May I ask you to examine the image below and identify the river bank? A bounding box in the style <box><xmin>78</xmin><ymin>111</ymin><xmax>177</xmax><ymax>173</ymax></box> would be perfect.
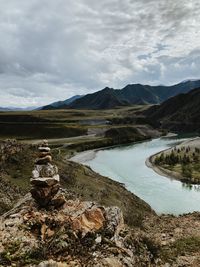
<box><xmin>72</xmin><ymin>136</ymin><xmax>199</xmax><ymax>182</ymax></box>
<box><xmin>70</xmin><ymin>139</ymin><xmax>150</xmax><ymax>164</ymax></box>
<box><xmin>70</xmin><ymin>149</ymin><xmax>97</xmax><ymax>163</ymax></box>
<box><xmin>70</xmin><ymin>129</ymin><xmax>170</xmax><ymax>163</ymax></box>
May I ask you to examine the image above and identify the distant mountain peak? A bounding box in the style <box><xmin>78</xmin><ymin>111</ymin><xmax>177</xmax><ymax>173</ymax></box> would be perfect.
<box><xmin>180</xmin><ymin>79</ymin><xmax>200</xmax><ymax>83</ymax></box>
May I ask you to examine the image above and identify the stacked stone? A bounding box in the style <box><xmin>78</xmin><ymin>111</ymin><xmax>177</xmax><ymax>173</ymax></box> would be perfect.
<box><xmin>30</xmin><ymin>140</ymin><xmax>66</xmax><ymax>208</ymax></box>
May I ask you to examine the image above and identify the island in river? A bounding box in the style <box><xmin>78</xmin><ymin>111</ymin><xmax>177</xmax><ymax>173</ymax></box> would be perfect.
<box><xmin>148</xmin><ymin>137</ymin><xmax>200</xmax><ymax>184</ymax></box>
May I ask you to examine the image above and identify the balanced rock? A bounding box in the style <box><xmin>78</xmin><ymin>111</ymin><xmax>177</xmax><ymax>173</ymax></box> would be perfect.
<box><xmin>30</xmin><ymin>176</ymin><xmax>60</xmax><ymax>187</ymax></box>
<box><xmin>30</xmin><ymin>140</ymin><xmax>66</xmax><ymax>208</ymax></box>
<box><xmin>30</xmin><ymin>183</ymin><xmax>60</xmax><ymax>207</ymax></box>
<box><xmin>38</xmin><ymin>146</ymin><xmax>51</xmax><ymax>152</ymax></box>
<box><xmin>32</xmin><ymin>163</ymin><xmax>58</xmax><ymax>178</ymax></box>
<box><xmin>35</xmin><ymin>155</ymin><xmax>52</xmax><ymax>165</ymax></box>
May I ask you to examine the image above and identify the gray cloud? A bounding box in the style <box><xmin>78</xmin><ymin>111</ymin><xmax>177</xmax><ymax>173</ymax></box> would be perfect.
<box><xmin>0</xmin><ymin>0</ymin><xmax>199</xmax><ymax>107</ymax></box>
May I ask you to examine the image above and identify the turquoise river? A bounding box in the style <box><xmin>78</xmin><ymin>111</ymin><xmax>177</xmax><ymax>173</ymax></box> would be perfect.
<box><xmin>72</xmin><ymin>137</ymin><xmax>200</xmax><ymax>215</ymax></box>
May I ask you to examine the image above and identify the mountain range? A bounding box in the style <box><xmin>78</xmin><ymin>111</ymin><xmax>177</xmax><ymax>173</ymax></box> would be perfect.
<box><xmin>41</xmin><ymin>95</ymin><xmax>83</xmax><ymax>110</ymax></box>
<box><xmin>41</xmin><ymin>79</ymin><xmax>200</xmax><ymax>110</ymax></box>
<box><xmin>0</xmin><ymin>107</ymin><xmax>10</xmax><ymax>111</ymax></box>
<box><xmin>145</xmin><ymin>87</ymin><xmax>200</xmax><ymax>133</ymax></box>
<box><xmin>0</xmin><ymin>106</ymin><xmax>37</xmax><ymax>112</ymax></box>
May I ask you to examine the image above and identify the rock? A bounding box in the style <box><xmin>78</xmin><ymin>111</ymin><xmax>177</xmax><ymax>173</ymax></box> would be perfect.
<box><xmin>100</xmin><ymin>257</ymin><xmax>123</xmax><ymax>267</ymax></box>
<box><xmin>32</xmin><ymin>169</ymin><xmax>40</xmax><ymax>179</ymax></box>
<box><xmin>37</xmin><ymin>259</ymin><xmax>70</xmax><ymax>267</ymax></box>
<box><xmin>35</xmin><ymin>155</ymin><xmax>52</xmax><ymax>165</ymax></box>
<box><xmin>30</xmin><ymin>184</ymin><xmax>60</xmax><ymax>207</ymax></box>
<box><xmin>39</xmin><ymin>152</ymin><xmax>51</xmax><ymax>158</ymax></box>
<box><xmin>51</xmin><ymin>193</ymin><xmax>67</xmax><ymax>208</ymax></box>
<box><xmin>71</xmin><ymin>206</ymin><xmax>105</xmax><ymax>236</ymax></box>
<box><xmin>30</xmin><ymin>177</ymin><xmax>62</xmax><ymax>207</ymax></box>
<box><xmin>95</xmin><ymin>235</ymin><xmax>102</xmax><ymax>244</ymax></box>
<box><xmin>38</xmin><ymin>147</ymin><xmax>51</xmax><ymax>152</ymax></box>
<box><xmin>30</xmin><ymin>176</ymin><xmax>60</xmax><ymax>187</ymax></box>
<box><xmin>33</xmin><ymin>164</ymin><xmax>58</xmax><ymax>178</ymax></box>
<box><xmin>0</xmin><ymin>191</ymin><xmax>159</xmax><ymax>267</ymax></box>
<box><xmin>105</xmin><ymin>207</ymin><xmax>124</xmax><ymax>237</ymax></box>
<box><xmin>30</xmin><ymin>140</ymin><xmax>65</xmax><ymax>208</ymax></box>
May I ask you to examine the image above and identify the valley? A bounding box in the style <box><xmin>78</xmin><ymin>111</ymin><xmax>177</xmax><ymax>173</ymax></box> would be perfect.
<box><xmin>1</xmin><ymin>89</ymin><xmax>200</xmax><ymax>266</ymax></box>
<box><xmin>0</xmin><ymin>105</ymin><xmax>157</xmax><ymax>148</ymax></box>
<box><xmin>0</xmin><ymin>0</ymin><xmax>199</xmax><ymax>265</ymax></box>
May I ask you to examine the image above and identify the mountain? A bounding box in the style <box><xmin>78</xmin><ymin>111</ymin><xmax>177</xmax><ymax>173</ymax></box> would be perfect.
<box><xmin>66</xmin><ymin>80</ymin><xmax>200</xmax><ymax>109</ymax></box>
<box><xmin>41</xmin><ymin>95</ymin><xmax>83</xmax><ymax>110</ymax></box>
<box><xmin>70</xmin><ymin>87</ymin><xmax>129</xmax><ymax>109</ymax></box>
<box><xmin>0</xmin><ymin>106</ymin><xmax>37</xmax><ymax>111</ymax></box>
<box><xmin>0</xmin><ymin>107</ymin><xmax>10</xmax><ymax>111</ymax></box>
<box><xmin>145</xmin><ymin>87</ymin><xmax>200</xmax><ymax>133</ymax></box>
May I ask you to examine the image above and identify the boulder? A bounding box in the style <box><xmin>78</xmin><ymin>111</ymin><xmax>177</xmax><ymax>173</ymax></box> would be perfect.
<box><xmin>71</xmin><ymin>206</ymin><xmax>106</xmax><ymax>236</ymax></box>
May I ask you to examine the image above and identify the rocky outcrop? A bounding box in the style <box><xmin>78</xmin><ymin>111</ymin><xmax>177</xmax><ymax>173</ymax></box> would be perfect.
<box><xmin>1</xmin><ymin>193</ymin><xmax>200</xmax><ymax>267</ymax></box>
<box><xmin>30</xmin><ymin>141</ymin><xmax>66</xmax><ymax>208</ymax></box>
<box><xmin>0</xmin><ymin>139</ymin><xmax>23</xmax><ymax>165</ymax></box>
<box><xmin>0</xmin><ymin>193</ymin><xmax>142</xmax><ymax>267</ymax></box>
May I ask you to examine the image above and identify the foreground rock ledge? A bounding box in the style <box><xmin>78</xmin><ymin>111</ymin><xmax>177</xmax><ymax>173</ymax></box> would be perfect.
<box><xmin>0</xmin><ymin>193</ymin><xmax>142</xmax><ymax>267</ymax></box>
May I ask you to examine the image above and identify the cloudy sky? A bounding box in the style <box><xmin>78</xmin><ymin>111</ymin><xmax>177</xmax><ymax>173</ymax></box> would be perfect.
<box><xmin>0</xmin><ymin>0</ymin><xmax>199</xmax><ymax>107</ymax></box>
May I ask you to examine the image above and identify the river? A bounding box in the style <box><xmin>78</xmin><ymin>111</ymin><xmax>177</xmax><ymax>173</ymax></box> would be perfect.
<box><xmin>71</xmin><ymin>137</ymin><xmax>200</xmax><ymax>215</ymax></box>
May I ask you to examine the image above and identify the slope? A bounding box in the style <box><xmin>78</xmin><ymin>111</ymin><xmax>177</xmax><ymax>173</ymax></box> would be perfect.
<box><xmin>145</xmin><ymin>87</ymin><xmax>200</xmax><ymax>132</ymax></box>
<box><xmin>41</xmin><ymin>95</ymin><xmax>83</xmax><ymax>110</ymax></box>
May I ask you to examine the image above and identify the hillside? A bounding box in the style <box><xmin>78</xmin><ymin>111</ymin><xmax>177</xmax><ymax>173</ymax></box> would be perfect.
<box><xmin>145</xmin><ymin>87</ymin><xmax>200</xmax><ymax>133</ymax></box>
<box><xmin>1</xmin><ymin>192</ymin><xmax>200</xmax><ymax>267</ymax></box>
<box><xmin>0</xmin><ymin>140</ymin><xmax>154</xmax><ymax>226</ymax></box>
<box><xmin>42</xmin><ymin>80</ymin><xmax>200</xmax><ymax>110</ymax></box>
<box><xmin>1</xmin><ymin>140</ymin><xmax>200</xmax><ymax>266</ymax></box>
<box><xmin>68</xmin><ymin>87</ymin><xmax>128</xmax><ymax>109</ymax></box>
<box><xmin>41</xmin><ymin>95</ymin><xmax>83</xmax><ymax>110</ymax></box>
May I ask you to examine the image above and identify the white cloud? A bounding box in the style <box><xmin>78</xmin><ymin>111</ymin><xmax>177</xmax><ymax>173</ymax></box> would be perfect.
<box><xmin>0</xmin><ymin>0</ymin><xmax>199</xmax><ymax>107</ymax></box>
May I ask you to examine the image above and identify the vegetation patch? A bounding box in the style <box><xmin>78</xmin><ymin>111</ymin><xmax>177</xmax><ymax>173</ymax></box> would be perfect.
<box><xmin>154</xmin><ymin>146</ymin><xmax>200</xmax><ymax>184</ymax></box>
<box><xmin>160</xmin><ymin>236</ymin><xmax>200</xmax><ymax>261</ymax></box>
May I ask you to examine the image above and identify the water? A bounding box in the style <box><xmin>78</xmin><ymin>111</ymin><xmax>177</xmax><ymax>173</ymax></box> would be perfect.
<box><xmin>77</xmin><ymin>137</ymin><xmax>200</xmax><ymax>215</ymax></box>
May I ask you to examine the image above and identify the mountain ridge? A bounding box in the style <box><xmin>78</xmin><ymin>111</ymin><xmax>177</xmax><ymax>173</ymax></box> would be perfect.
<box><xmin>40</xmin><ymin>95</ymin><xmax>83</xmax><ymax>110</ymax></box>
<box><xmin>145</xmin><ymin>87</ymin><xmax>200</xmax><ymax>132</ymax></box>
<box><xmin>41</xmin><ymin>79</ymin><xmax>200</xmax><ymax>110</ymax></box>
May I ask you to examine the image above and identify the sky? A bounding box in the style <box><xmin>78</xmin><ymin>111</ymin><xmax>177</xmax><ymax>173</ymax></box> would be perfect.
<box><xmin>0</xmin><ymin>0</ymin><xmax>199</xmax><ymax>107</ymax></box>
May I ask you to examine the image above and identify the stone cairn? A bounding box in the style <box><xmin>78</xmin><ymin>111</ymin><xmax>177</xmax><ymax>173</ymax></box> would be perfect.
<box><xmin>30</xmin><ymin>140</ymin><xmax>66</xmax><ymax>208</ymax></box>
